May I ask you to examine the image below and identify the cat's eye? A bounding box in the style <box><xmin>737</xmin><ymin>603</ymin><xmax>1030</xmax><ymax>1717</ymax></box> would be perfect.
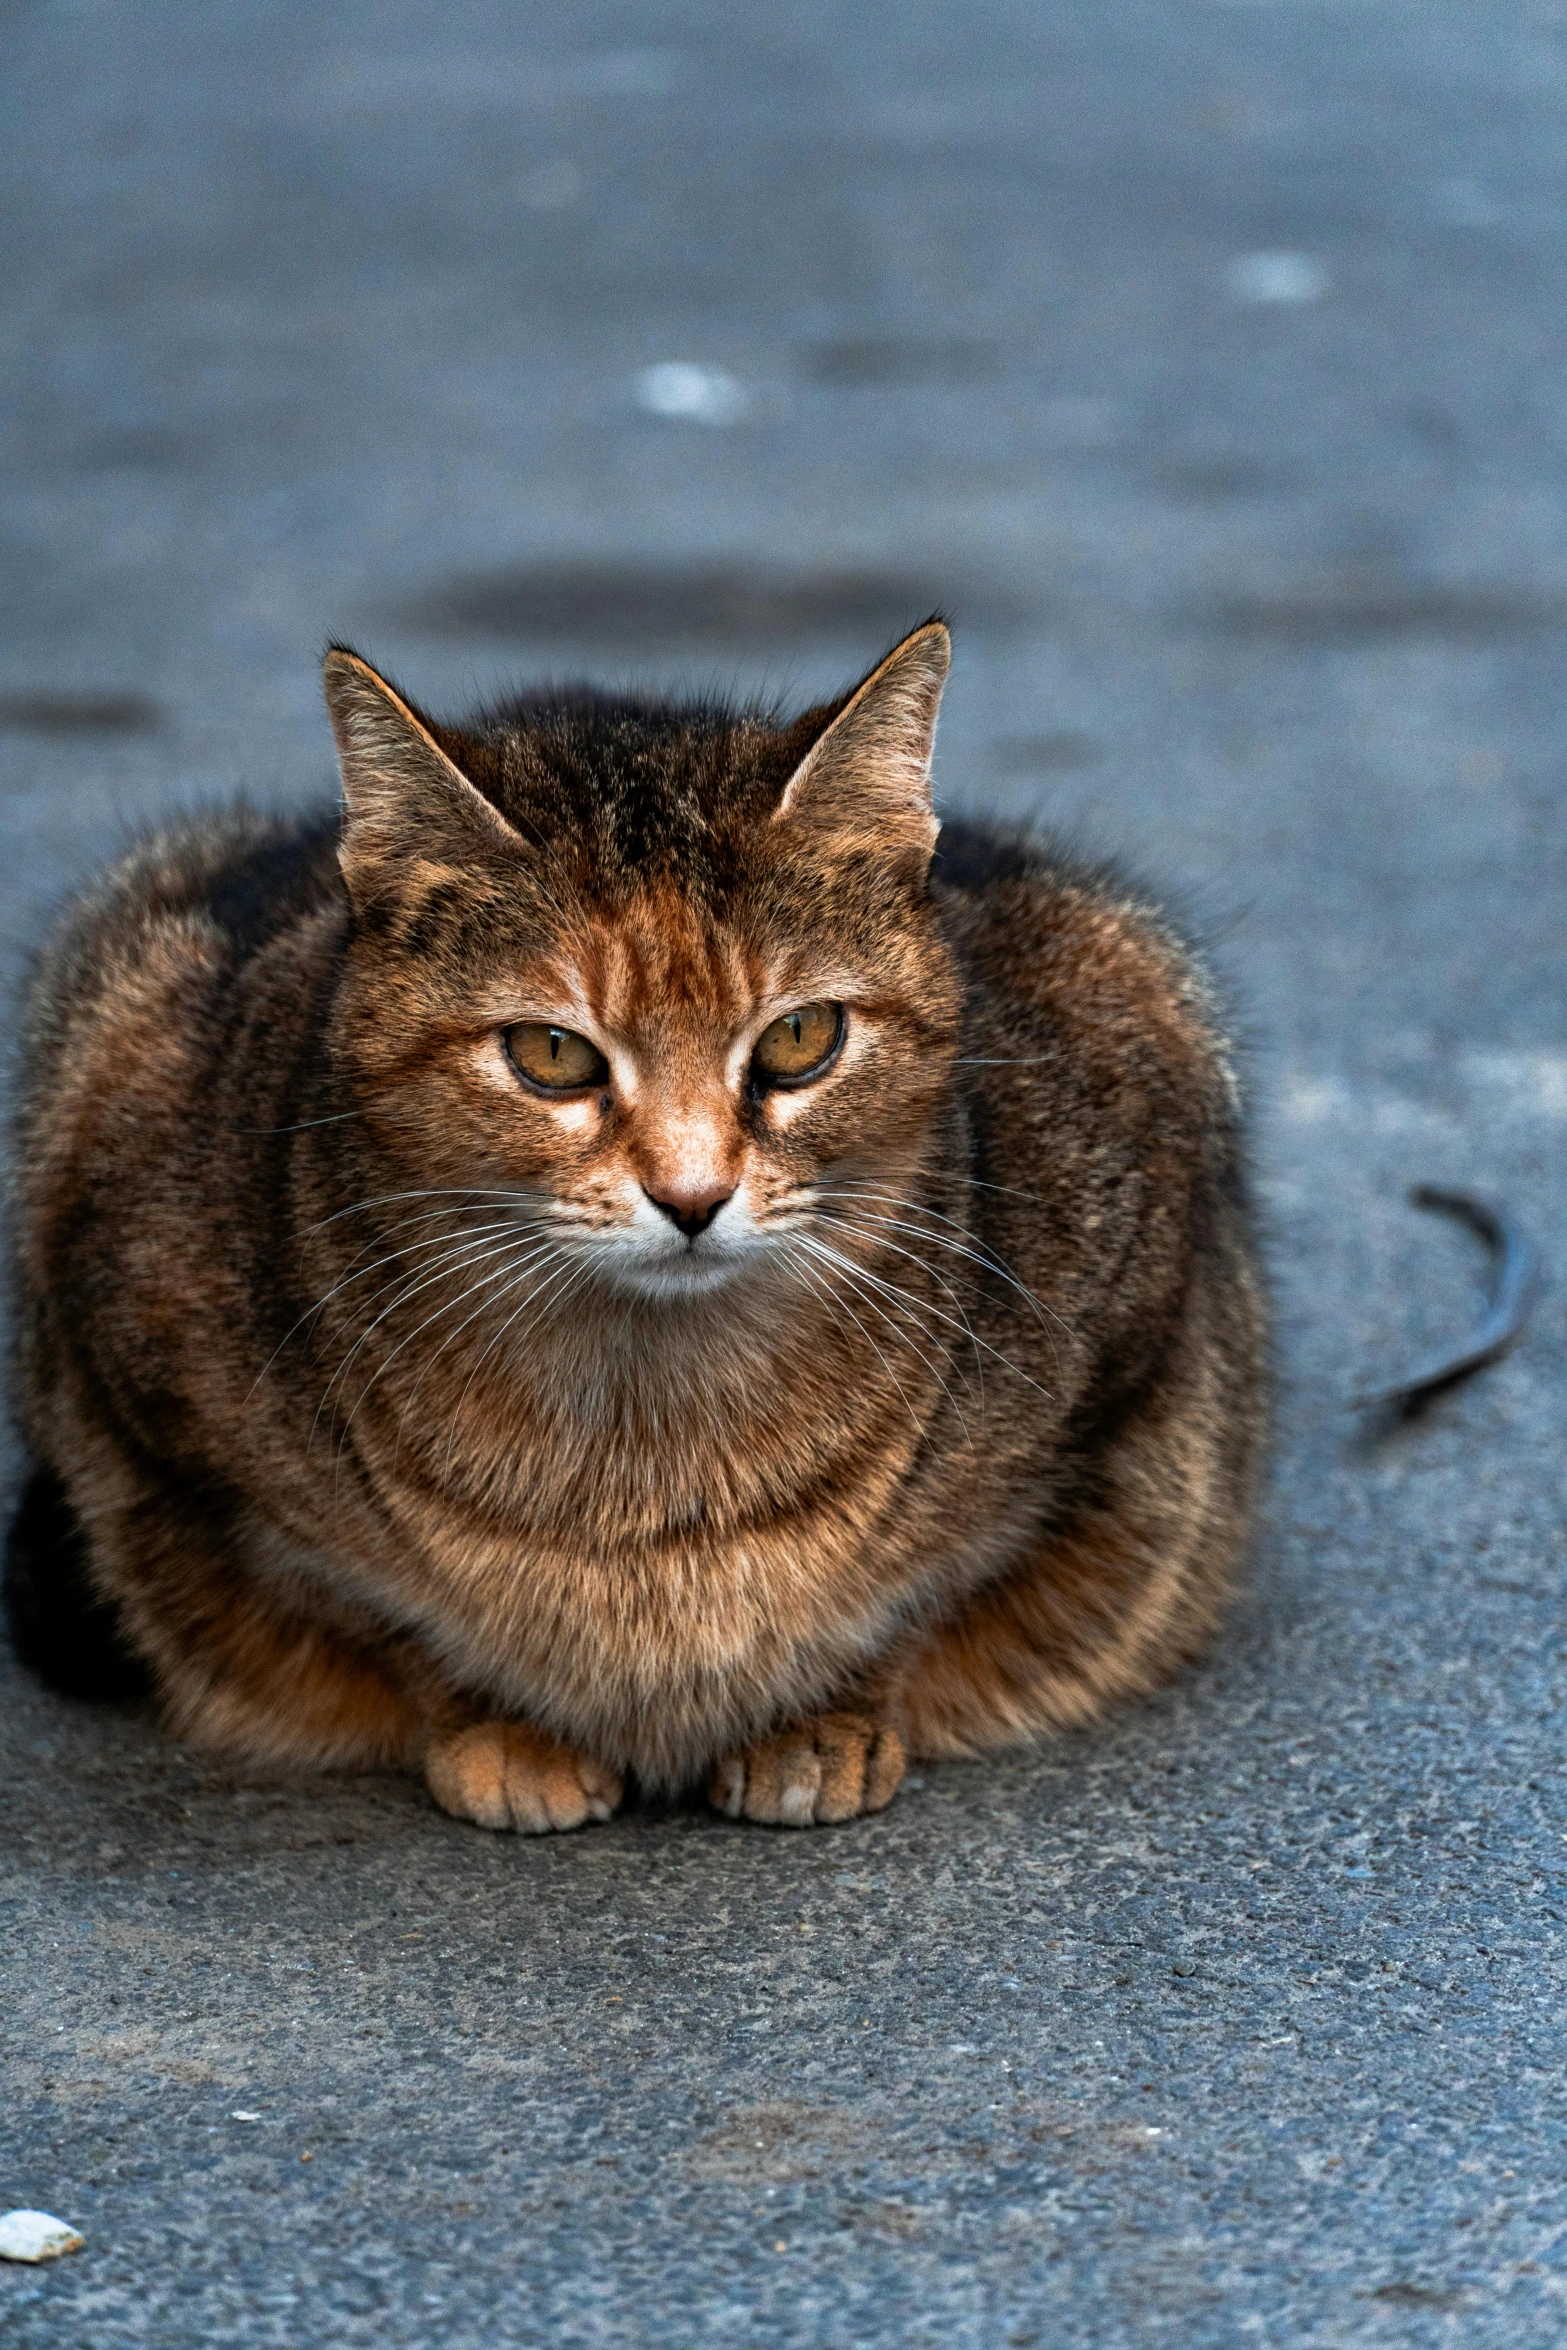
<box><xmin>752</xmin><ymin>1001</ymin><xmax>844</xmax><ymax>1088</ymax></box>
<box><xmin>504</xmin><ymin>1022</ymin><xmax>609</xmax><ymax>1093</ymax></box>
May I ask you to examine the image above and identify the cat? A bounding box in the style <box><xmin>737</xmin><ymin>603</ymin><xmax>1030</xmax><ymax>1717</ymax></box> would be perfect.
<box><xmin>4</xmin><ymin>620</ymin><xmax>1266</xmax><ymax>1831</ymax></box>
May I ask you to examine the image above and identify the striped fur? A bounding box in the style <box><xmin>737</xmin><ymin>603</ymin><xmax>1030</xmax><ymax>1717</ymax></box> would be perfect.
<box><xmin>5</xmin><ymin>625</ymin><xmax>1266</xmax><ymax>1830</ymax></box>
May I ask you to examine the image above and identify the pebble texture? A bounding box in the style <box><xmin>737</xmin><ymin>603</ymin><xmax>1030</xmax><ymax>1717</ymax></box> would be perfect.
<box><xmin>2</xmin><ymin>2</ymin><xmax>1565</xmax><ymax>2344</ymax></box>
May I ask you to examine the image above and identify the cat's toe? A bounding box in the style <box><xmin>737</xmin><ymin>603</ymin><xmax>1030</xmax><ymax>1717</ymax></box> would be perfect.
<box><xmin>425</xmin><ymin>1721</ymin><xmax>623</xmax><ymax>1834</ymax></box>
<box><xmin>708</xmin><ymin>1753</ymin><xmax>748</xmax><ymax>1819</ymax></box>
<box><xmin>707</xmin><ymin>1713</ymin><xmax>904</xmax><ymax>1827</ymax></box>
<box><xmin>814</xmin><ymin>1713</ymin><xmax>905</xmax><ymax>1821</ymax></box>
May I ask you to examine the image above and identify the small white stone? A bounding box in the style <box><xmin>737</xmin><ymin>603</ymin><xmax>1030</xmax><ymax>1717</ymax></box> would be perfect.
<box><xmin>1225</xmin><ymin>250</ymin><xmax>1330</xmax><ymax>305</ymax></box>
<box><xmin>0</xmin><ymin>2210</ymin><xmax>85</xmax><ymax>2264</ymax></box>
<box><xmin>634</xmin><ymin>363</ymin><xmax>747</xmax><ymax>424</ymax></box>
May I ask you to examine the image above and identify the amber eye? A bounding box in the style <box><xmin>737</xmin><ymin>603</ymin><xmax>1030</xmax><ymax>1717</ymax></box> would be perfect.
<box><xmin>504</xmin><ymin>1023</ymin><xmax>609</xmax><ymax>1092</ymax></box>
<box><xmin>752</xmin><ymin>1001</ymin><xmax>844</xmax><ymax>1088</ymax></box>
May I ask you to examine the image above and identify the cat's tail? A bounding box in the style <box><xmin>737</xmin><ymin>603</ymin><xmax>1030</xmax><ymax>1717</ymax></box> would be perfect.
<box><xmin>3</xmin><ymin>1462</ymin><xmax>151</xmax><ymax>1701</ymax></box>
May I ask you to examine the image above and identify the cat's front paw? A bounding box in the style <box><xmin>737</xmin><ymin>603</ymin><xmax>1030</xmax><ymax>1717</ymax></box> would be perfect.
<box><xmin>425</xmin><ymin>1721</ymin><xmax>623</xmax><ymax>1834</ymax></box>
<box><xmin>707</xmin><ymin>1712</ymin><xmax>905</xmax><ymax>1827</ymax></box>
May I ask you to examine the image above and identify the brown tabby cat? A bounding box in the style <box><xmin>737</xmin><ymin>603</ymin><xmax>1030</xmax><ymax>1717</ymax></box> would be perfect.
<box><xmin>5</xmin><ymin>622</ymin><xmax>1265</xmax><ymax>1832</ymax></box>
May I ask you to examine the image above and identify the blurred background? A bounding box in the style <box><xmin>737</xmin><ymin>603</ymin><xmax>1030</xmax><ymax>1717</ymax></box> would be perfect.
<box><xmin>6</xmin><ymin>7</ymin><xmax>1567</xmax><ymax>2343</ymax></box>
<box><xmin>5</xmin><ymin>0</ymin><xmax>1564</xmax><ymax>1077</ymax></box>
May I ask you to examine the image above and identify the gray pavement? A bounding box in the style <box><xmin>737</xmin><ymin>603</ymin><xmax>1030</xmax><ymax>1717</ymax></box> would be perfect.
<box><xmin>3</xmin><ymin>2</ymin><xmax>1566</xmax><ymax>2342</ymax></box>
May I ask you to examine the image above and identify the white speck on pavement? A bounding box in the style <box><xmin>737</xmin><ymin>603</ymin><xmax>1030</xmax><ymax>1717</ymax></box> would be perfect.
<box><xmin>634</xmin><ymin>363</ymin><xmax>748</xmax><ymax>424</ymax></box>
<box><xmin>0</xmin><ymin>2210</ymin><xmax>85</xmax><ymax>2264</ymax></box>
<box><xmin>1225</xmin><ymin>250</ymin><xmax>1330</xmax><ymax>304</ymax></box>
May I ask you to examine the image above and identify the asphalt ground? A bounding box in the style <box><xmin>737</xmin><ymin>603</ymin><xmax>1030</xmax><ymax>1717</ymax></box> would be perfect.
<box><xmin>3</xmin><ymin>3</ymin><xmax>1566</xmax><ymax>2343</ymax></box>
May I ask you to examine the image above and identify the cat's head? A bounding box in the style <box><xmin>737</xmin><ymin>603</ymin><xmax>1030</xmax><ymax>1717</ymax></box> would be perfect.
<box><xmin>323</xmin><ymin>623</ymin><xmax>962</xmax><ymax>1300</ymax></box>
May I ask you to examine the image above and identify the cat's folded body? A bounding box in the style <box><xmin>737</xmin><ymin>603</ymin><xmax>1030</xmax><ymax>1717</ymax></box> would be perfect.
<box><xmin>5</xmin><ymin>624</ymin><xmax>1266</xmax><ymax>1830</ymax></box>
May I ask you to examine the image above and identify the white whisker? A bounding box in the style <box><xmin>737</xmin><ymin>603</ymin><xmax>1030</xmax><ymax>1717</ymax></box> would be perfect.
<box><xmin>393</xmin><ymin>1236</ymin><xmax>576</xmax><ymax>1454</ymax></box>
<box><xmin>330</xmin><ymin>1237</ymin><xmax>564</xmax><ymax>1479</ymax></box>
<box><xmin>331</xmin><ymin>1198</ymin><xmax>542</xmax><ymax>1274</ymax></box>
<box><xmin>310</xmin><ymin>1185</ymin><xmax>559</xmax><ymax>1235</ymax></box>
<box><xmin>822</xmin><ymin>1184</ymin><xmax>1077</xmax><ymax>1344</ymax></box>
<box><xmin>783</xmin><ymin>1243</ymin><xmax>933</xmax><ymax>1441</ymax></box>
<box><xmin>799</xmin><ymin>1233</ymin><xmax>1054</xmax><ymax>1405</ymax></box>
<box><xmin>438</xmin><ymin>1252</ymin><xmax>598</xmax><ymax>1481</ymax></box>
<box><xmin>314</xmin><ymin>1232</ymin><xmax>558</xmax><ymax>1455</ymax></box>
<box><xmin>811</xmin><ymin>1210</ymin><xmax>988</xmax><ymax>1408</ymax></box>
<box><xmin>819</xmin><ymin>1187</ymin><xmax>1075</xmax><ymax>1379</ymax></box>
<box><xmin>309</xmin><ymin>1218</ymin><xmax>525</xmax><ymax>1331</ymax></box>
<box><xmin>792</xmin><ymin>1234</ymin><xmax>974</xmax><ymax>1442</ymax></box>
<box><xmin>247</xmin><ymin>1214</ymin><xmax>531</xmax><ymax>1406</ymax></box>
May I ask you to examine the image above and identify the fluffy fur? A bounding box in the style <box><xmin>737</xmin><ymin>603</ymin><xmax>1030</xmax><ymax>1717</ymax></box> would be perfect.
<box><xmin>4</xmin><ymin>623</ymin><xmax>1266</xmax><ymax>1830</ymax></box>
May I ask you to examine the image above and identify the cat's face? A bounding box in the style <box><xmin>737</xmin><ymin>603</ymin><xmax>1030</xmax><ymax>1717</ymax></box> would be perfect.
<box><xmin>325</xmin><ymin>626</ymin><xmax>960</xmax><ymax>1301</ymax></box>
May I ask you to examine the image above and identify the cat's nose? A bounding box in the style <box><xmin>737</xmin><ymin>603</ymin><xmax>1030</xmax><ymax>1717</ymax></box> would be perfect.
<box><xmin>646</xmin><ymin>1182</ymin><xmax>734</xmax><ymax>1241</ymax></box>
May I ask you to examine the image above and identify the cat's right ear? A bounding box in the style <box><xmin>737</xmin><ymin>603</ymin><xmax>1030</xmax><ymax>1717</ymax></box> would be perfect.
<box><xmin>772</xmin><ymin>619</ymin><xmax>950</xmax><ymax>879</ymax></box>
<box><xmin>323</xmin><ymin>649</ymin><xmax>522</xmax><ymax>908</ymax></box>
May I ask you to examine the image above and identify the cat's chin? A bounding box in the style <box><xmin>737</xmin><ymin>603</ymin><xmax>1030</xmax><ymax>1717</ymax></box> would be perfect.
<box><xmin>596</xmin><ymin>1249</ymin><xmax>755</xmax><ymax>1303</ymax></box>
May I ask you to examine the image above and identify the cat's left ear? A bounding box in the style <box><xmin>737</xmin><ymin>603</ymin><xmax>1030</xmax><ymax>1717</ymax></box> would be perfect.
<box><xmin>324</xmin><ymin>648</ymin><xmax>523</xmax><ymax>906</ymax></box>
<box><xmin>774</xmin><ymin>619</ymin><xmax>950</xmax><ymax>875</ymax></box>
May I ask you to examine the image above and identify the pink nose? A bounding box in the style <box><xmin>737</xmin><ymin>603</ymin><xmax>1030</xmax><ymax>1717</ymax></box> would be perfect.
<box><xmin>644</xmin><ymin>1181</ymin><xmax>734</xmax><ymax>1240</ymax></box>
